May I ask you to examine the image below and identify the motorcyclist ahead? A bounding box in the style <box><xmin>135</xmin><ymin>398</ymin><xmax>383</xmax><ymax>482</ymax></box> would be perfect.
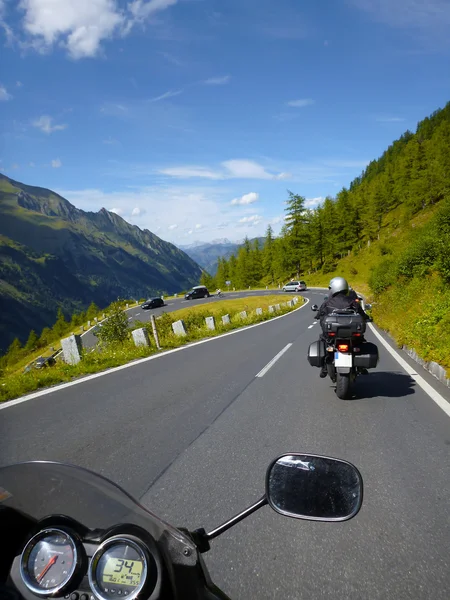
<box><xmin>315</xmin><ymin>277</ymin><xmax>369</xmax><ymax>323</ymax></box>
<box><xmin>315</xmin><ymin>277</ymin><xmax>370</xmax><ymax>378</ymax></box>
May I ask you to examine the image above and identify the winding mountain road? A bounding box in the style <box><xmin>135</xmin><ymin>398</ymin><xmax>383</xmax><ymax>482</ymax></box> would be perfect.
<box><xmin>1</xmin><ymin>290</ymin><xmax>449</xmax><ymax>599</ymax></box>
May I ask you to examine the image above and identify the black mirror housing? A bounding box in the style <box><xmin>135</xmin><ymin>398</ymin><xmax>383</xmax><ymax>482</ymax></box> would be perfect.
<box><xmin>265</xmin><ymin>453</ymin><xmax>363</xmax><ymax>522</ymax></box>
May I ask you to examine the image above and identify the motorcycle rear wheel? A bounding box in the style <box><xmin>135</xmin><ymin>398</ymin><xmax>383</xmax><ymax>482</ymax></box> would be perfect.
<box><xmin>336</xmin><ymin>373</ymin><xmax>351</xmax><ymax>399</ymax></box>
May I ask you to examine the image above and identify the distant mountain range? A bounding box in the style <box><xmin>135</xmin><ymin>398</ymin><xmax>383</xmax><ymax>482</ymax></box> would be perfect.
<box><xmin>0</xmin><ymin>174</ymin><xmax>202</xmax><ymax>351</ymax></box>
<box><xmin>178</xmin><ymin>239</ymin><xmax>241</xmax><ymax>274</ymax></box>
<box><xmin>179</xmin><ymin>237</ymin><xmax>266</xmax><ymax>274</ymax></box>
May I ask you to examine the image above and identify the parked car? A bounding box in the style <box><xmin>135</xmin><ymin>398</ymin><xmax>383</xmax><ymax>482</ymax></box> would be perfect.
<box><xmin>185</xmin><ymin>285</ymin><xmax>210</xmax><ymax>300</ymax></box>
<box><xmin>141</xmin><ymin>297</ymin><xmax>165</xmax><ymax>310</ymax></box>
<box><xmin>23</xmin><ymin>356</ymin><xmax>56</xmax><ymax>373</ymax></box>
<box><xmin>282</xmin><ymin>280</ymin><xmax>307</xmax><ymax>292</ymax></box>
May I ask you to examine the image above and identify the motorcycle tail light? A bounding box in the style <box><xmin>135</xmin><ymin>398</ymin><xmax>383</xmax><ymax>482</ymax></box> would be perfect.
<box><xmin>328</xmin><ymin>332</ymin><xmax>336</xmax><ymax>337</ymax></box>
<box><xmin>338</xmin><ymin>344</ymin><xmax>349</xmax><ymax>352</ymax></box>
<box><xmin>352</xmin><ymin>332</ymin><xmax>362</xmax><ymax>337</ymax></box>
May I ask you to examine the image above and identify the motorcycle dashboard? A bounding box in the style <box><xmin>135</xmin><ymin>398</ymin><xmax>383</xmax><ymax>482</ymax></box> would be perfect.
<box><xmin>0</xmin><ymin>462</ymin><xmax>198</xmax><ymax>600</ymax></box>
<box><xmin>8</xmin><ymin>519</ymin><xmax>161</xmax><ymax>600</ymax></box>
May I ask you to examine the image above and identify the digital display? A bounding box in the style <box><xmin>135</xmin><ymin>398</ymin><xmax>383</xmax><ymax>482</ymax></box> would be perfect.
<box><xmin>102</xmin><ymin>558</ymin><xmax>143</xmax><ymax>587</ymax></box>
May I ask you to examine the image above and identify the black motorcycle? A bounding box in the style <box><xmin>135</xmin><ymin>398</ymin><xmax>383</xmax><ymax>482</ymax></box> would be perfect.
<box><xmin>0</xmin><ymin>455</ymin><xmax>362</xmax><ymax>600</ymax></box>
<box><xmin>308</xmin><ymin>305</ymin><xmax>379</xmax><ymax>399</ymax></box>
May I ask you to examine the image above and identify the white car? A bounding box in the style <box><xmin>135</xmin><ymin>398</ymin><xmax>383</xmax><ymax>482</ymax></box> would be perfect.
<box><xmin>283</xmin><ymin>280</ymin><xmax>307</xmax><ymax>292</ymax></box>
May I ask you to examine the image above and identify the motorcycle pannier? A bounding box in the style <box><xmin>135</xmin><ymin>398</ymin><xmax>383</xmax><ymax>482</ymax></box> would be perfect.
<box><xmin>307</xmin><ymin>340</ymin><xmax>325</xmax><ymax>367</ymax></box>
<box><xmin>322</xmin><ymin>312</ymin><xmax>366</xmax><ymax>338</ymax></box>
<box><xmin>354</xmin><ymin>341</ymin><xmax>379</xmax><ymax>369</ymax></box>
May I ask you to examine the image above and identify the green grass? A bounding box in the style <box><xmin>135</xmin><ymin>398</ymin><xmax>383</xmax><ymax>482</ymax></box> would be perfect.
<box><xmin>0</xmin><ymin>296</ymin><xmax>303</xmax><ymax>403</ymax></box>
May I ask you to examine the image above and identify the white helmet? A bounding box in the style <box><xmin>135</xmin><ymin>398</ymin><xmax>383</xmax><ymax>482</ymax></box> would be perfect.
<box><xmin>328</xmin><ymin>276</ymin><xmax>349</xmax><ymax>296</ymax></box>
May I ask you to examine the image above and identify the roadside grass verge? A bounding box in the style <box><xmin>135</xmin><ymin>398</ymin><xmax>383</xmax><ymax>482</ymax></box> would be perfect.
<box><xmin>0</xmin><ymin>296</ymin><xmax>303</xmax><ymax>403</ymax></box>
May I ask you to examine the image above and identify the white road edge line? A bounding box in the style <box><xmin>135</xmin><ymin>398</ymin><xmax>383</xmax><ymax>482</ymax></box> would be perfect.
<box><xmin>368</xmin><ymin>323</ymin><xmax>450</xmax><ymax>418</ymax></box>
<box><xmin>308</xmin><ymin>325</ymin><xmax>314</xmax><ymax>329</ymax></box>
<box><xmin>0</xmin><ymin>298</ymin><xmax>310</xmax><ymax>410</ymax></box>
<box><xmin>256</xmin><ymin>344</ymin><xmax>292</xmax><ymax>378</ymax></box>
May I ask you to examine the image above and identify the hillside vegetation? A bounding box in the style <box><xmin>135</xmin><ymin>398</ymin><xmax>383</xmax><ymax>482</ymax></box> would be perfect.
<box><xmin>209</xmin><ymin>102</ymin><xmax>450</xmax><ymax>373</ymax></box>
<box><xmin>0</xmin><ymin>174</ymin><xmax>202</xmax><ymax>352</ymax></box>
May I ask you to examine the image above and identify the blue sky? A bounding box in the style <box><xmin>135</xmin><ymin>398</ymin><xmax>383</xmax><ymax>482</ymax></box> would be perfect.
<box><xmin>1</xmin><ymin>0</ymin><xmax>449</xmax><ymax>244</ymax></box>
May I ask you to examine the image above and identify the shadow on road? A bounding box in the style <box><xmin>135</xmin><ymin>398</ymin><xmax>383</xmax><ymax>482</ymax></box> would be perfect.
<box><xmin>353</xmin><ymin>371</ymin><xmax>416</xmax><ymax>399</ymax></box>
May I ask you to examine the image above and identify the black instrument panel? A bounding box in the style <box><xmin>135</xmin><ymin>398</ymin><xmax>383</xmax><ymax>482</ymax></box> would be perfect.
<box><xmin>9</xmin><ymin>520</ymin><xmax>162</xmax><ymax>600</ymax></box>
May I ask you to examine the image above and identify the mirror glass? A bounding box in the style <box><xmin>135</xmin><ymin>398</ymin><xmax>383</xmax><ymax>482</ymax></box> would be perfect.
<box><xmin>266</xmin><ymin>454</ymin><xmax>362</xmax><ymax>521</ymax></box>
<box><xmin>365</xmin><ymin>303</ymin><xmax>372</xmax><ymax>310</ymax></box>
<box><xmin>311</xmin><ymin>304</ymin><xmax>318</xmax><ymax>311</ymax></box>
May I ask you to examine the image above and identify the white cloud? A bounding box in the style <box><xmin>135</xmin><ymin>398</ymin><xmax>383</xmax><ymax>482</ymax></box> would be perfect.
<box><xmin>160</xmin><ymin>160</ymin><xmax>288</xmax><ymax>181</ymax></box>
<box><xmin>103</xmin><ymin>136</ymin><xmax>119</xmax><ymax>144</ymax></box>
<box><xmin>29</xmin><ymin>161</ymin><xmax>35</xmax><ymax>167</ymax></box>
<box><xmin>286</xmin><ymin>98</ymin><xmax>314</xmax><ymax>108</ymax></box>
<box><xmin>204</xmin><ymin>75</ymin><xmax>231</xmax><ymax>85</ymax></box>
<box><xmin>375</xmin><ymin>116</ymin><xmax>406</xmax><ymax>122</ymax></box>
<box><xmin>238</xmin><ymin>214</ymin><xmax>262</xmax><ymax>224</ymax></box>
<box><xmin>160</xmin><ymin>159</ymin><xmax>291</xmax><ymax>181</ymax></box>
<box><xmin>160</xmin><ymin>166</ymin><xmax>223</xmax><ymax>179</ymax></box>
<box><xmin>16</xmin><ymin>81</ymin><xmax>23</xmax><ymax>87</ymax></box>
<box><xmin>131</xmin><ymin>206</ymin><xmax>146</xmax><ymax>216</ymax></box>
<box><xmin>128</xmin><ymin>0</ymin><xmax>177</xmax><ymax>21</ymax></box>
<box><xmin>222</xmin><ymin>159</ymin><xmax>279</xmax><ymax>180</ymax></box>
<box><xmin>195</xmin><ymin>223</ymin><xmax>202</xmax><ymax>229</ymax></box>
<box><xmin>18</xmin><ymin>0</ymin><xmax>124</xmax><ymax>59</ymax></box>
<box><xmin>305</xmin><ymin>197</ymin><xmax>324</xmax><ymax>208</ymax></box>
<box><xmin>149</xmin><ymin>89</ymin><xmax>183</xmax><ymax>102</ymax></box>
<box><xmin>168</xmin><ymin>223</ymin><xmax>178</xmax><ymax>230</ymax></box>
<box><xmin>0</xmin><ymin>85</ymin><xmax>12</xmax><ymax>101</ymax></box>
<box><xmin>51</xmin><ymin>158</ymin><xmax>62</xmax><ymax>168</ymax></box>
<box><xmin>231</xmin><ymin>192</ymin><xmax>259</xmax><ymax>206</ymax></box>
<box><xmin>110</xmin><ymin>207</ymin><xmax>124</xmax><ymax>215</ymax></box>
<box><xmin>13</xmin><ymin>0</ymin><xmax>179</xmax><ymax>59</ymax></box>
<box><xmin>33</xmin><ymin>115</ymin><xmax>67</xmax><ymax>133</ymax></box>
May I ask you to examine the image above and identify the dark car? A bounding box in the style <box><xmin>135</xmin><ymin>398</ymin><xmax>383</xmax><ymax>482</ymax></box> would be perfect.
<box><xmin>23</xmin><ymin>356</ymin><xmax>56</xmax><ymax>373</ymax></box>
<box><xmin>185</xmin><ymin>286</ymin><xmax>210</xmax><ymax>300</ymax></box>
<box><xmin>141</xmin><ymin>297</ymin><xmax>165</xmax><ymax>310</ymax></box>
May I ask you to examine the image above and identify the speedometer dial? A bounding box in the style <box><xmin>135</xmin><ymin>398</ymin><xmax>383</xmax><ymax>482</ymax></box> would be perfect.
<box><xmin>89</xmin><ymin>537</ymin><xmax>149</xmax><ymax>600</ymax></box>
<box><xmin>20</xmin><ymin>528</ymin><xmax>81</xmax><ymax>596</ymax></box>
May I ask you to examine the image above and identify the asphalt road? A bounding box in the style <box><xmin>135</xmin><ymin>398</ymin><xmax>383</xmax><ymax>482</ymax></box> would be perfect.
<box><xmin>81</xmin><ymin>289</ymin><xmax>291</xmax><ymax>348</ymax></box>
<box><xmin>1</xmin><ymin>290</ymin><xmax>449</xmax><ymax>599</ymax></box>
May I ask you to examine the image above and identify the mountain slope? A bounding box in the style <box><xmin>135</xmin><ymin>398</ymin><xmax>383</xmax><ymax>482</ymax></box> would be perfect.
<box><xmin>0</xmin><ymin>174</ymin><xmax>202</xmax><ymax>351</ymax></box>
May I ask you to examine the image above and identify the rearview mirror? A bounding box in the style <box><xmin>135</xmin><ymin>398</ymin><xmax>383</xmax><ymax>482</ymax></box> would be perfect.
<box><xmin>311</xmin><ymin>304</ymin><xmax>318</xmax><ymax>311</ymax></box>
<box><xmin>365</xmin><ymin>303</ymin><xmax>372</xmax><ymax>310</ymax></box>
<box><xmin>266</xmin><ymin>453</ymin><xmax>363</xmax><ymax>521</ymax></box>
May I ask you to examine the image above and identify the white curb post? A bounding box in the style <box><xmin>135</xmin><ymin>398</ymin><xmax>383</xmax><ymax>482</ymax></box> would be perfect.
<box><xmin>256</xmin><ymin>308</ymin><xmax>263</xmax><ymax>315</ymax></box>
<box><xmin>132</xmin><ymin>328</ymin><xmax>150</xmax><ymax>347</ymax></box>
<box><xmin>61</xmin><ymin>334</ymin><xmax>83</xmax><ymax>365</ymax></box>
<box><xmin>275</xmin><ymin>304</ymin><xmax>281</xmax><ymax>311</ymax></box>
<box><xmin>172</xmin><ymin>320</ymin><xmax>187</xmax><ymax>336</ymax></box>
<box><xmin>205</xmin><ymin>316</ymin><xmax>215</xmax><ymax>330</ymax></box>
<box><xmin>222</xmin><ymin>314</ymin><xmax>231</xmax><ymax>325</ymax></box>
<box><xmin>269</xmin><ymin>305</ymin><xmax>274</xmax><ymax>313</ymax></box>
<box><xmin>240</xmin><ymin>311</ymin><xmax>247</xmax><ymax>319</ymax></box>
